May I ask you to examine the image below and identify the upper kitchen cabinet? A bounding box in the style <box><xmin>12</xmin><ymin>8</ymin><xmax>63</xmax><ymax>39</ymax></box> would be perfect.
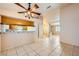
<box><xmin>0</xmin><ymin>15</ymin><xmax>1</xmax><ymax>53</ymax></box>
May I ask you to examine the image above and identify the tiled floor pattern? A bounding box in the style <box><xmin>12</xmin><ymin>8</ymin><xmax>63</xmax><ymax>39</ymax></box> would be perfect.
<box><xmin>0</xmin><ymin>42</ymin><xmax>79</xmax><ymax>56</ymax></box>
<box><xmin>61</xmin><ymin>43</ymin><xmax>79</xmax><ymax>56</ymax></box>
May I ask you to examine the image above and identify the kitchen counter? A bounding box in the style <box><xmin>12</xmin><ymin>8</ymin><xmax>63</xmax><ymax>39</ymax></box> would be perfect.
<box><xmin>1</xmin><ymin>31</ymin><xmax>35</xmax><ymax>51</ymax></box>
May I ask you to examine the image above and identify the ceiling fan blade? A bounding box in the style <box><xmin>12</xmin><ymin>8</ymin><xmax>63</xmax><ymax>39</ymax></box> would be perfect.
<box><xmin>31</xmin><ymin>4</ymin><xmax>39</xmax><ymax>11</ymax></box>
<box><xmin>15</xmin><ymin>3</ymin><xmax>27</xmax><ymax>10</ymax></box>
<box><xmin>32</xmin><ymin>16</ymin><xmax>39</xmax><ymax>19</ymax></box>
<box><xmin>31</xmin><ymin>12</ymin><xmax>41</xmax><ymax>15</ymax></box>
<box><xmin>34</xmin><ymin>4</ymin><xmax>39</xmax><ymax>9</ymax></box>
<box><xmin>18</xmin><ymin>11</ymin><xmax>27</xmax><ymax>13</ymax></box>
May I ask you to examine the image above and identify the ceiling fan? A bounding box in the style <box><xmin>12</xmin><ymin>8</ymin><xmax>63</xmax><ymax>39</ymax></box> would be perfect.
<box><xmin>15</xmin><ymin>3</ymin><xmax>41</xmax><ymax>19</ymax></box>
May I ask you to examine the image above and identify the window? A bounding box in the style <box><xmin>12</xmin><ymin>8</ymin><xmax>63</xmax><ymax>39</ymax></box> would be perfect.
<box><xmin>27</xmin><ymin>26</ymin><xmax>36</xmax><ymax>31</ymax></box>
<box><xmin>2</xmin><ymin>24</ymin><xmax>9</xmax><ymax>32</ymax></box>
<box><xmin>56</xmin><ymin>25</ymin><xmax>60</xmax><ymax>32</ymax></box>
<box><xmin>1</xmin><ymin>24</ymin><xmax>36</xmax><ymax>32</ymax></box>
<box><xmin>15</xmin><ymin>26</ymin><xmax>23</xmax><ymax>32</ymax></box>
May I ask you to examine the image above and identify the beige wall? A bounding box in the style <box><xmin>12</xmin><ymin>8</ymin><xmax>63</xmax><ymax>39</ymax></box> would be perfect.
<box><xmin>34</xmin><ymin>18</ymin><xmax>43</xmax><ymax>42</ymax></box>
<box><xmin>60</xmin><ymin>4</ymin><xmax>79</xmax><ymax>46</ymax></box>
<box><xmin>44</xmin><ymin>8</ymin><xmax>60</xmax><ymax>24</ymax></box>
<box><xmin>0</xmin><ymin>9</ymin><xmax>26</xmax><ymax>20</ymax></box>
<box><xmin>0</xmin><ymin>34</ymin><xmax>1</xmax><ymax>52</ymax></box>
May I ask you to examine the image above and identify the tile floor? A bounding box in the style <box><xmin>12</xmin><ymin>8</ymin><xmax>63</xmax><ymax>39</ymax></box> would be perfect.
<box><xmin>61</xmin><ymin>43</ymin><xmax>79</xmax><ymax>56</ymax></box>
<box><xmin>0</xmin><ymin>42</ymin><xmax>79</xmax><ymax>56</ymax></box>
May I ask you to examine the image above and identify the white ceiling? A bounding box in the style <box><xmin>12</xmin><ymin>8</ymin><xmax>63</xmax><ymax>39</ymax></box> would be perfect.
<box><xmin>0</xmin><ymin>3</ymin><xmax>60</xmax><ymax>13</ymax></box>
<box><xmin>0</xmin><ymin>3</ymin><xmax>68</xmax><ymax>19</ymax></box>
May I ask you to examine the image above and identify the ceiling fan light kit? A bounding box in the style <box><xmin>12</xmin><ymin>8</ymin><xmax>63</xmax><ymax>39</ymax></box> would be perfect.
<box><xmin>15</xmin><ymin>3</ymin><xmax>41</xmax><ymax>19</ymax></box>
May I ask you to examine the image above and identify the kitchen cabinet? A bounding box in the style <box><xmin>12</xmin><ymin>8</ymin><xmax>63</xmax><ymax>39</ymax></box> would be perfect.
<box><xmin>0</xmin><ymin>16</ymin><xmax>1</xmax><ymax>52</ymax></box>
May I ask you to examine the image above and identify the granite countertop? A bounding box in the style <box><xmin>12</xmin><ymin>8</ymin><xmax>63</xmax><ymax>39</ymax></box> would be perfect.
<box><xmin>1</xmin><ymin>31</ymin><xmax>35</xmax><ymax>34</ymax></box>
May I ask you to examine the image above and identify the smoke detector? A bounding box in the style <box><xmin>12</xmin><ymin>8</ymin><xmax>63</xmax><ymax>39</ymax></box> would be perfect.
<box><xmin>46</xmin><ymin>5</ymin><xmax>52</xmax><ymax>9</ymax></box>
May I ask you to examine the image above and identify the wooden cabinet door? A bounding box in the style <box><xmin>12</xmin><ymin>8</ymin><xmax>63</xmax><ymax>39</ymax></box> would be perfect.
<box><xmin>0</xmin><ymin>16</ymin><xmax>1</xmax><ymax>53</ymax></box>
